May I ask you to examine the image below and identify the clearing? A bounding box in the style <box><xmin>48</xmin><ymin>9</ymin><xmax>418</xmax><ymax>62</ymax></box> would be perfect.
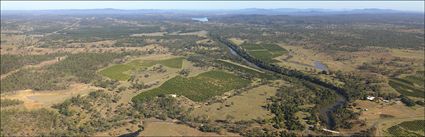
<box><xmin>191</xmin><ymin>85</ymin><xmax>277</xmax><ymax>121</ymax></box>
<box><xmin>132</xmin><ymin>70</ymin><xmax>251</xmax><ymax>102</ymax></box>
<box><xmin>99</xmin><ymin>56</ymin><xmax>184</xmax><ymax>81</ymax></box>
<box><xmin>0</xmin><ymin>83</ymin><xmax>98</xmax><ymax>109</ymax></box>
<box><xmin>140</xmin><ymin>118</ymin><xmax>238</xmax><ymax>136</ymax></box>
<box><xmin>240</xmin><ymin>43</ymin><xmax>287</xmax><ymax>63</ymax></box>
<box><xmin>349</xmin><ymin>100</ymin><xmax>425</xmax><ymax>136</ymax></box>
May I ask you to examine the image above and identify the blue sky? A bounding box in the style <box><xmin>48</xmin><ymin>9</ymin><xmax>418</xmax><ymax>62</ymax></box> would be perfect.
<box><xmin>1</xmin><ymin>1</ymin><xmax>424</xmax><ymax>12</ymax></box>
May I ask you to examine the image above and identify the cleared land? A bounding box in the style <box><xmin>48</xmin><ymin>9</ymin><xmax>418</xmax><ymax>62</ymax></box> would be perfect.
<box><xmin>387</xmin><ymin>120</ymin><xmax>425</xmax><ymax>136</ymax></box>
<box><xmin>99</xmin><ymin>57</ymin><xmax>184</xmax><ymax>81</ymax></box>
<box><xmin>229</xmin><ymin>38</ymin><xmax>245</xmax><ymax>46</ymax></box>
<box><xmin>389</xmin><ymin>71</ymin><xmax>424</xmax><ymax>98</ymax></box>
<box><xmin>141</xmin><ymin>57</ymin><xmax>184</xmax><ymax>68</ymax></box>
<box><xmin>140</xmin><ymin>119</ymin><xmax>237</xmax><ymax>136</ymax></box>
<box><xmin>192</xmin><ymin>85</ymin><xmax>277</xmax><ymax>121</ymax></box>
<box><xmin>0</xmin><ymin>83</ymin><xmax>98</xmax><ymax>109</ymax></box>
<box><xmin>132</xmin><ymin>70</ymin><xmax>251</xmax><ymax>102</ymax></box>
<box><xmin>215</xmin><ymin>59</ymin><xmax>273</xmax><ymax>79</ymax></box>
<box><xmin>240</xmin><ymin>43</ymin><xmax>287</xmax><ymax>63</ymax></box>
<box><xmin>351</xmin><ymin>100</ymin><xmax>425</xmax><ymax>136</ymax></box>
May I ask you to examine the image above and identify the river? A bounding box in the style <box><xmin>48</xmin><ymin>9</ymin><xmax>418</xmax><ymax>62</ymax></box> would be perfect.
<box><xmin>226</xmin><ymin>44</ymin><xmax>347</xmax><ymax>129</ymax></box>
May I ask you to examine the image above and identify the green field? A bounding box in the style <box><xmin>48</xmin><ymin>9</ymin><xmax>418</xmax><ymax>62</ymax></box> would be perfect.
<box><xmin>99</xmin><ymin>57</ymin><xmax>183</xmax><ymax>81</ymax></box>
<box><xmin>389</xmin><ymin>71</ymin><xmax>424</xmax><ymax>98</ymax></box>
<box><xmin>141</xmin><ymin>57</ymin><xmax>184</xmax><ymax>68</ymax></box>
<box><xmin>99</xmin><ymin>64</ymin><xmax>136</xmax><ymax>81</ymax></box>
<box><xmin>387</xmin><ymin>120</ymin><xmax>425</xmax><ymax>136</ymax></box>
<box><xmin>240</xmin><ymin>43</ymin><xmax>287</xmax><ymax>63</ymax></box>
<box><xmin>132</xmin><ymin>70</ymin><xmax>251</xmax><ymax>102</ymax></box>
<box><xmin>398</xmin><ymin>120</ymin><xmax>425</xmax><ymax>132</ymax></box>
<box><xmin>216</xmin><ymin>59</ymin><xmax>274</xmax><ymax>79</ymax></box>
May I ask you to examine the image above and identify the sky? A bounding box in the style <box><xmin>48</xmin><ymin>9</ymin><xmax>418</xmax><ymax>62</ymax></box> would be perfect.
<box><xmin>1</xmin><ymin>1</ymin><xmax>424</xmax><ymax>12</ymax></box>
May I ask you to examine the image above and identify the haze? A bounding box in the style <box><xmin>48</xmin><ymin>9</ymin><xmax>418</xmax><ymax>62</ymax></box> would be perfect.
<box><xmin>1</xmin><ymin>1</ymin><xmax>424</xmax><ymax>12</ymax></box>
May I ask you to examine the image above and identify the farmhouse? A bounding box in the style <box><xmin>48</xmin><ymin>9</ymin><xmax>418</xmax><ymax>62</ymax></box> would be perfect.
<box><xmin>366</xmin><ymin>96</ymin><xmax>375</xmax><ymax>101</ymax></box>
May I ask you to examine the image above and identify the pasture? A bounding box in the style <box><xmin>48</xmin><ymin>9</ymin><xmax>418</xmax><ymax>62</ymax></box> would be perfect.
<box><xmin>132</xmin><ymin>70</ymin><xmax>250</xmax><ymax>102</ymax></box>
<box><xmin>389</xmin><ymin>71</ymin><xmax>424</xmax><ymax>98</ymax></box>
<box><xmin>240</xmin><ymin>43</ymin><xmax>287</xmax><ymax>63</ymax></box>
<box><xmin>216</xmin><ymin>59</ymin><xmax>274</xmax><ymax>79</ymax></box>
<box><xmin>191</xmin><ymin>85</ymin><xmax>277</xmax><ymax>121</ymax></box>
<box><xmin>140</xmin><ymin>119</ymin><xmax>236</xmax><ymax>136</ymax></box>
<box><xmin>99</xmin><ymin>57</ymin><xmax>184</xmax><ymax>81</ymax></box>
<box><xmin>141</xmin><ymin>57</ymin><xmax>184</xmax><ymax>68</ymax></box>
<box><xmin>0</xmin><ymin>83</ymin><xmax>97</xmax><ymax>109</ymax></box>
<box><xmin>352</xmin><ymin>100</ymin><xmax>425</xmax><ymax>136</ymax></box>
<box><xmin>387</xmin><ymin>120</ymin><xmax>425</xmax><ymax>136</ymax></box>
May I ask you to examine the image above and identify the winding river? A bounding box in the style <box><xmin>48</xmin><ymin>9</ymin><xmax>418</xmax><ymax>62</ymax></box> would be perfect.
<box><xmin>226</xmin><ymin>44</ymin><xmax>347</xmax><ymax>129</ymax></box>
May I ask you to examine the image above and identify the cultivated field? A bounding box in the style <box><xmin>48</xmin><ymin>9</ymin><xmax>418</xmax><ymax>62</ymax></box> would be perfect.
<box><xmin>132</xmin><ymin>70</ymin><xmax>251</xmax><ymax>102</ymax></box>
<box><xmin>240</xmin><ymin>43</ymin><xmax>287</xmax><ymax>63</ymax></box>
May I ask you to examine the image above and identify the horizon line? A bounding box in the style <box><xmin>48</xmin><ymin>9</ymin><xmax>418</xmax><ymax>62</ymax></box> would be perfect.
<box><xmin>1</xmin><ymin>7</ymin><xmax>422</xmax><ymax>12</ymax></box>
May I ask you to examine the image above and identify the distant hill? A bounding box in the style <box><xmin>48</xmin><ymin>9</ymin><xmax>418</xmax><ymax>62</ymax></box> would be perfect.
<box><xmin>1</xmin><ymin>8</ymin><xmax>421</xmax><ymax>16</ymax></box>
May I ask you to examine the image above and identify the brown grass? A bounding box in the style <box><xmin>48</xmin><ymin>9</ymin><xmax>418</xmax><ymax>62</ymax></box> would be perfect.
<box><xmin>346</xmin><ymin>100</ymin><xmax>425</xmax><ymax>136</ymax></box>
<box><xmin>0</xmin><ymin>83</ymin><xmax>99</xmax><ymax>109</ymax></box>
<box><xmin>191</xmin><ymin>85</ymin><xmax>277</xmax><ymax>121</ymax></box>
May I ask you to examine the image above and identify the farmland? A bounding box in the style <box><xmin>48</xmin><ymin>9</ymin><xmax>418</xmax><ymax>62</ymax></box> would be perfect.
<box><xmin>389</xmin><ymin>71</ymin><xmax>424</xmax><ymax>98</ymax></box>
<box><xmin>215</xmin><ymin>59</ymin><xmax>274</xmax><ymax>79</ymax></box>
<box><xmin>1</xmin><ymin>7</ymin><xmax>424</xmax><ymax>137</ymax></box>
<box><xmin>141</xmin><ymin>57</ymin><xmax>184</xmax><ymax>68</ymax></box>
<box><xmin>387</xmin><ymin>120</ymin><xmax>425</xmax><ymax>136</ymax></box>
<box><xmin>240</xmin><ymin>43</ymin><xmax>288</xmax><ymax>63</ymax></box>
<box><xmin>99</xmin><ymin>57</ymin><xmax>184</xmax><ymax>81</ymax></box>
<box><xmin>192</xmin><ymin>84</ymin><xmax>278</xmax><ymax>121</ymax></box>
<box><xmin>132</xmin><ymin>70</ymin><xmax>250</xmax><ymax>102</ymax></box>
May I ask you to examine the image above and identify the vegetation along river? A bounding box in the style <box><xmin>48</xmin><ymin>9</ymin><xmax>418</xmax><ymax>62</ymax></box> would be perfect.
<box><xmin>222</xmin><ymin>37</ymin><xmax>348</xmax><ymax>129</ymax></box>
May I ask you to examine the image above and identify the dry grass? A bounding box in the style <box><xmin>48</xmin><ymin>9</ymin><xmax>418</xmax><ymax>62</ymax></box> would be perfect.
<box><xmin>348</xmin><ymin>100</ymin><xmax>425</xmax><ymax>136</ymax></box>
<box><xmin>390</xmin><ymin>49</ymin><xmax>425</xmax><ymax>60</ymax></box>
<box><xmin>140</xmin><ymin>118</ymin><xmax>238</xmax><ymax>136</ymax></box>
<box><xmin>130</xmin><ymin>32</ymin><xmax>167</xmax><ymax>37</ymax></box>
<box><xmin>277</xmin><ymin>44</ymin><xmax>424</xmax><ymax>73</ymax></box>
<box><xmin>1</xmin><ymin>43</ymin><xmax>168</xmax><ymax>55</ymax></box>
<box><xmin>0</xmin><ymin>83</ymin><xmax>99</xmax><ymax>109</ymax></box>
<box><xmin>191</xmin><ymin>85</ymin><xmax>276</xmax><ymax>121</ymax></box>
<box><xmin>178</xmin><ymin>30</ymin><xmax>208</xmax><ymax>38</ymax></box>
<box><xmin>229</xmin><ymin>38</ymin><xmax>245</xmax><ymax>46</ymax></box>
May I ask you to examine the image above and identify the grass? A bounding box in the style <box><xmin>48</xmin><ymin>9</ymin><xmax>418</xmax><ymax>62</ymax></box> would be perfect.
<box><xmin>99</xmin><ymin>60</ymin><xmax>142</xmax><ymax>81</ymax></box>
<box><xmin>141</xmin><ymin>57</ymin><xmax>184</xmax><ymax>68</ymax></box>
<box><xmin>0</xmin><ymin>99</ymin><xmax>23</xmax><ymax>108</ymax></box>
<box><xmin>99</xmin><ymin>64</ymin><xmax>134</xmax><ymax>81</ymax></box>
<box><xmin>387</xmin><ymin>120</ymin><xmax>425</xmax><ymax>136</ymax></box>
<box><xmin>387</xmin><ymin>125</ymin><xmax>422</xmax><ymax>136</ymax></box>
<box><xmin>192</xmin><ymin>85</ymin><xmax>277</xmax><ymax>121</ymax></box>
<box><xmin>389</xmin><ymin>71</ymin><xmax>424</xmax><ymax>98</ymax></box>
<box><xmin>216</xmin><ymin>59</ymin><xmax>274</xmax><ymax>79</ymax></box>
<box><xmin>241</xmin><ymin>43</ymin><xmax>287</xmax><ymax>63</ymax></box>
<box><xmin>132</xmin><ymin>70</ymin><xmax>250</xmax><ymax>102</ymax></box>
<box><xmin>248</xmin><ymin>50</ymin><xmax>276</xmax><ymax>63</ymax></box>
<box><xmin>398</xmin><ymin>120</ymin><xmax>425</xmax><ymax>132</ymax></box>
<box><xmin>99</xmin><ymin>57</ymin><xmax>183</xmax><ymax>81</ymax></box>
<box><xmin>1</xmin><ymin>108</ymin><xmax>60</xmax><ymax>136</ymax></box>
